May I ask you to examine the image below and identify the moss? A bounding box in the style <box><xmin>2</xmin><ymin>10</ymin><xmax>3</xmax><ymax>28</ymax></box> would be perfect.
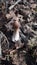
<box><xmin>34</xmin><ymin>7</ymin><xmax>37</xmax><ymax>12</ymax></box>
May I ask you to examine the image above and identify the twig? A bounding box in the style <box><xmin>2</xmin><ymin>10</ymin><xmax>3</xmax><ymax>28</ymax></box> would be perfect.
<box><xmin>9</xmin><ymin>0</ymin><xmax>21</xmax><ymax>10</ymax></box>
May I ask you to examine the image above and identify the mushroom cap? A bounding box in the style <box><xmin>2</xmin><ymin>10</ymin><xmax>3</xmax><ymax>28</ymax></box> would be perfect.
<box><xmin>13</xmin><ymin>21</ymin><xmax>20</xmax><ymax>29</ymax></box>
<box><xmin>13</xmin><ymin>17</ymin><xmax>20</xmax><ymax>29</ymax></box>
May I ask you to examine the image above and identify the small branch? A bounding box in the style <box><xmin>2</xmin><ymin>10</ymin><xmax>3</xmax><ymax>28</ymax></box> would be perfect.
<box><xmin>9</xmin><ymin>0</ymin><xmax>21</xmax><ymax>10</ymax></box>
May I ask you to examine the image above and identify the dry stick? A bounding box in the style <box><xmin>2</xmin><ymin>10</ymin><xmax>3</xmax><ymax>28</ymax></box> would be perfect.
<box><xmin>0</xmin><ymin>31</ymin><xmax>9</xmax><ymax>62</ymax></box>
<box><xmin>9</xmin><ymin>0</ymin><xmax>21</xmax><ymax>10</ymax></box>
